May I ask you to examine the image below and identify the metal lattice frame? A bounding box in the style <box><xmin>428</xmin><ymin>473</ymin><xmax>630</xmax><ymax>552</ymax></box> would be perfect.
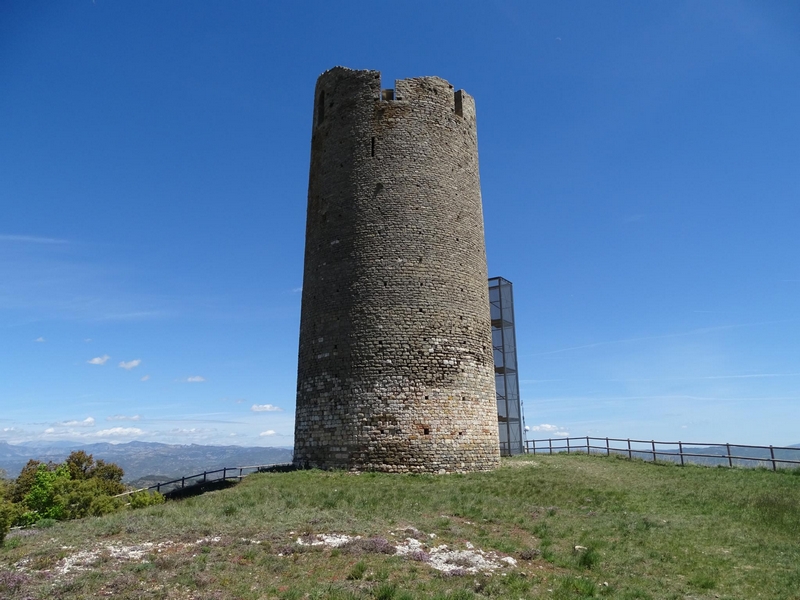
<box><xmin>489</xmin><ymin>277</ymin><xmax>525</xmax><ymax>455</ymax></box>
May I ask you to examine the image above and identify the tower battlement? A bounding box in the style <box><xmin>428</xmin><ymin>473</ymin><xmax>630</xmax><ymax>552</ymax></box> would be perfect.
<box><xmin>312</xmin><ymin>67</ymin><xmax>476</xmax><ymax>130</ymax></box>
<box><xmin>295</xmin><ymin>67</ymin><xmax>499</xmax><ymax>473</ymax></box>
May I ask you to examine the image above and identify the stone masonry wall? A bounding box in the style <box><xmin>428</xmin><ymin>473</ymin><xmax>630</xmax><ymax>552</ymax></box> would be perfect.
<box><xmin>293</xmin><ymin>67</ymin><xmax>500</xmax><ymax>473</ymax></box>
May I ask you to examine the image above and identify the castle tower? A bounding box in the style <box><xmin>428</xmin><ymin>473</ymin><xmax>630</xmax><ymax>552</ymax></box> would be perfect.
<box><xmin>293</xmin><ymin>67</ymin><xmax>500</xmax><ymax>473</ymax></box>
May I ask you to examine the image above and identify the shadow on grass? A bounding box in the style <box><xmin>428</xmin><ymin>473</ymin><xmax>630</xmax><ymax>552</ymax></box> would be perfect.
<box><xmin>163</xmin><ymin>479</ymin><xmax>238</xmax><ymax>500</ymax></box>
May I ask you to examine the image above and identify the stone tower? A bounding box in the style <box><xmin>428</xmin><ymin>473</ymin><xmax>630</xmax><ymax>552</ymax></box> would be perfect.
<box><xmin>293</xmin><ymin>67</ymin><xmax>500</xmax><ymax>473</ymax></box>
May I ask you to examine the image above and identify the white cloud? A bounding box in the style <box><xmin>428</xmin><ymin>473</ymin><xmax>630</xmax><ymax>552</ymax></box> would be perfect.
<box><xmin>59</xmin><ymin>417</ymin><xmax>95</xmax><ymax>427</ymax></box>
<box><xmin>95</xmin><ymin>427</ymin><xmax>143</xmax><ymax>437</ymax></box>
<box><xmin>251</xmin><ymin>404</ymin><xmax>282</xmax><ymax>412</ymax></box>
<box><xmin>34</xmin><ymin>337</ymin><xmax>45</xmax><ymax>343</ymax></box>
<box><xmin>118</xmin><ymin>359</ymin><xmax>141</xmax><ymax>370</ymax></box>
<box><xmin>44</xmin><ymin>427</ymin><xmax>55</xmax><ymax>434</ymax></box>
<box><xmin>107</xmin><ymin>415</ymin><xmax>141</xmax><ymax>422</ymax></box>
<box><xmin>186</xmin><ymin>376</ymin><xmax>205</xmax><ymax>383</ymax></box>
<box><xmin>259</xmin><ymin>430</ymin><xmax>276</xmax><ymax>437</ymax></box>
<box><xmin>161</xmin><ymin>428</ymin><xmax>215</xmax><ymax>440</ymax></box>
<box><xmin>140</xmin><ymin>375</ymin><xmax>150</xmax><ymax>381</ymax></box>
<box><xmin>530</xmin><ymin>424</ymin><xmax>569</xmax><ymax>437</ymax></box>
<box><xmin>531</xmin><ymin>424</ymin><xmax>560</xmax><ymax>432</ymax></box>
<box><xmin>87</xmin><ymin>355</ymin><xmax>110</xmax><ymax>365</ymax></box>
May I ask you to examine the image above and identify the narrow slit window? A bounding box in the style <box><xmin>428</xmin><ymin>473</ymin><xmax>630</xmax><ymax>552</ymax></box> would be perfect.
<box><xmin>454</xmin><ymin>90</ymin><xmax>463</xmax><ymax>116</ymax></box>
<box><xmin>371</xmin><ymin>136</ymin><xmax>375</xmax><ymax>157</ymax></box>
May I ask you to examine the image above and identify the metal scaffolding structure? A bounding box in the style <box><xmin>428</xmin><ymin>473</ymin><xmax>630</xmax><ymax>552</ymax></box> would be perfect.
<box><xmin>489</xmin><ymin>277</ymin><xmax>525</xmax><ymax>455</ymax></box>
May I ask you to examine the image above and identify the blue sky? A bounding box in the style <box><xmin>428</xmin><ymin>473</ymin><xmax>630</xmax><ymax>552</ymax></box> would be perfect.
<box><xmin>1</xmin><ymin>1</ymin><xmax>798</xmax><ymax>448</ymax></box>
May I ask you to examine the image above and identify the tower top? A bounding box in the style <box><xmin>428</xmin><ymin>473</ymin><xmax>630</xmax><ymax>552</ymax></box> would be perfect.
<box><xmin>313</xmin><ymin>67</ymin><xmax>476</xmax><ymax>128</ymax></box>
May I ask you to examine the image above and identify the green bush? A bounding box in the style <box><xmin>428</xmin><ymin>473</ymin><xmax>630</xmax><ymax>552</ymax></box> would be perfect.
<box><xmin>18</xmin><ymin>463</ymin><xmax>71</xmax><ymax>525</ymax></box>
<box><xmin>129</xmin><ymin>491</ymin><xmax>165</xmax><ymax>509</ymax></box>
<box><xmin>11</xmin><ymin>453</ymin><xmax>128</xmax><ymax>526</ymax></box>
<box><xmin>59</xmin><ymin>478</ymin><xmax>124</xmax><ymax>519</ymax></box>
<box><xmin>12</xmin><ymin>459</ymin><xmax>45</xmax><ymax>503</ymax></box>
<box><xmin>64</xmin><ymin>451</ymin><xmax>125</xmax><ymax>495</ymax></box>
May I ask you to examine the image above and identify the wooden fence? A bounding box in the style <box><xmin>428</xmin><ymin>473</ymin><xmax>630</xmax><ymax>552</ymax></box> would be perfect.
<box><xmin>114</xmin><ymin>463</ymin><xmax>292</xmax><ymax>498</ymax></box>
<box><xmin>525</xmin><ymin>436</ymin><xmax>800</xmax><ymax>471</ymax></box>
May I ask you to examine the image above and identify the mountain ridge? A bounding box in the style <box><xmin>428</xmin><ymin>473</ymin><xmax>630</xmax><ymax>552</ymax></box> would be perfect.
<box><xmin>0</xmin><ymin>440</ymin><xmax>293</xmax><ymax>482</ymax></box>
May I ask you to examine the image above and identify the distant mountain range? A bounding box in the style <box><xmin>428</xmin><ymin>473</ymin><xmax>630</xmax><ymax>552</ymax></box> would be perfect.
<box><xmin>0</xmin><ymin>441</ymin><xmax>293</xmax><ymax>483</ymax></box>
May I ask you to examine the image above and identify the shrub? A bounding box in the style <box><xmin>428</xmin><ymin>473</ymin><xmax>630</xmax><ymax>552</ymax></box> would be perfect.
<box><xmin>12</xmin><ymin>459</ymin><xmax>44</xmax><ymax>503</ymax></box>
<box><xmin>10</xmin><ymin>451</ymin><xmax>128</xmax><ymax>526</ymax></box>
<box><xmin>90</xmin><ymin>460</ymin><xmax>125</xmax><ymax>496</ymax></box>
<box><xmin>129</xmin><ymin>491</ymin><xmax>165</xmax><ymax>509</ymax></box>
<box><xmin>64</xmin><ymin>451</ymin><xmax>125</xmax><ymax>495</ymax></box>
<box><xmin>18</xmin><ymin>463</ymin><xmax>71</xmax><ymax>525</ymax></box>
<box><xmin>64</xmin><ymin>450</ymin><xmax>95</xmax><ymax>480</ymax></box>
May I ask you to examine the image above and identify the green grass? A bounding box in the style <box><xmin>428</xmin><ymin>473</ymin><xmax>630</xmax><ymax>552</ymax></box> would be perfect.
<box><xmin>1</xmin><ymin>453</ymin><xmax>799</xmax><ymax>599</ymax></box>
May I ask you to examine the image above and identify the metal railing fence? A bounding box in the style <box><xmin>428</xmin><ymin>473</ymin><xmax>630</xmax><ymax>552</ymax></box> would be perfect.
<box><xmin>525</xmin><ymin>436</ymin><xmax>800</xmax><ymax>471</ymax></box>
<box><xmin>114</xmin><ymin>463</ymin><xmax>291</xmax><ymax>498</ymax></box>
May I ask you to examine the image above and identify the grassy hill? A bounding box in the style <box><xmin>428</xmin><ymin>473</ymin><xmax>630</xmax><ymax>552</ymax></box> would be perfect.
<box><xmin>1</xmin><ymin>453</ymin><xmax>798</xmax><ymax>599</ymax></box>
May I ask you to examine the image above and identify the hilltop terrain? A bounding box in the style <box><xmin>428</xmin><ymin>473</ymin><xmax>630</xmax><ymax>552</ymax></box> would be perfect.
<box><xmin>1</xmin><ymin>453</ymin><xmax>798</xmax><ymax>599</ymax></box>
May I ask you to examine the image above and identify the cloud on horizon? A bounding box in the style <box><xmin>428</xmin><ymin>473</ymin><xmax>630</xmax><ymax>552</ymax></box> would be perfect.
<box><xmin>95</xmin><ymin>427</ymin><xmax>144</xmax><ymax>437</ymax></box>
<box><xmin>251</xmin><ymin>404</ymin><xmax>282</xmax><ymax>412</ymax></box>
<box><xmin>58</xmin><ymin>417</ymin><xmax>95</xmax><ymax>427</ymax></box>
<box><xmin>107</xmin><ymin>415</ymin><xmax>141</xmax><ymax>422</ymax></box>
<box><xmin>87</xmin><ymin>355</ymin><xmax>110</xmax><ymax>365</ymax></box>
<box><xmin>185</xmin><ymin>376</ymin><xmax>205</xmax><ymax>383</ymax></box>
<box><xmin>118</xmin><ymin>359</ymin><xmax>141</xmax><ymax>370</ymax></box>
<box><xmin>259</xmin><ymin>430</ymin><xmax>276</xmax><ymax>436</ymax></box>
<box><xmin>530</xmin><ymin>423</ymin><xmax>570</xmax><ymax>437</ymax></box>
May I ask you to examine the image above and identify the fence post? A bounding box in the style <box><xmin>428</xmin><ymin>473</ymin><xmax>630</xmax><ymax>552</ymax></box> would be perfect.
<box><xmin>678</xmin><ymin>441</ymin><xmax>684</xmax><ymax>466</ymax></box>
<box><xmin>181</xmin><ymin>476</ymin><xmax>185</xmax><ymax>489</ymax></box>
<box><xmin>157</xmin><ymin>483</ymin><xmax>161</xmax><ymax>493</ymax></box>
<box><xmin>223</xmin><ymin>467</ymin><xmax>227</xmax><ymax>480</ymax></box>
<box><xmin>567</xmin><ymin>438</ymin><xmax>571</xmax><ymax>454</ymax></box>
<box><xmin>726</xmin><ymin>443</ymin><xmax>733</xmax><ymax>467</ymax></box>
<box><xmin>549</xmin><ymin>438</ymin><xmax>553</xmax><ymax>455</ymax></box>
<box><xmin>606</xmin><ymin>437</ymin><xmax>610</xmax><ymax>456</ymax></box>
<box><xmin>651</xmin><ymin>440</ymin><xmax>656</xmax><ymax>462</ymax></box>
<box><xmin>769</xmin><ymin>445</ymin><xmax>776</xmax><ymax>471</ymax></box>
<box><xmin>627</xmin><ymin>439</ymin><xmax>632</xmax><ymax>460</ymax></box>
<box><xmin>586</xmin><ymin>436</ymin><xmax>590</xmax><ymax>454</ymax></box>
<box><xmin>203</xmin><ymin>471</ymin><xmax>207</xmax><ymax>483</ymax></box>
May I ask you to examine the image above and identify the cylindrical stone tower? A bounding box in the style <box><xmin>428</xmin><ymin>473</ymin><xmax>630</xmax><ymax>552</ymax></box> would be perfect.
<box><xmin>294</xmin><ymin>67</ymin><xmax>499</xmax><ymax>473</ymax></box>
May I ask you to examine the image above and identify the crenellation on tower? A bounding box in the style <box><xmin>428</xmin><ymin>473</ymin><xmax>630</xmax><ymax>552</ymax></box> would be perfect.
<box><xmin>295</xmin><ymin>67</ymin><xmax>500</xmax><ymax>473</ymax></box>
